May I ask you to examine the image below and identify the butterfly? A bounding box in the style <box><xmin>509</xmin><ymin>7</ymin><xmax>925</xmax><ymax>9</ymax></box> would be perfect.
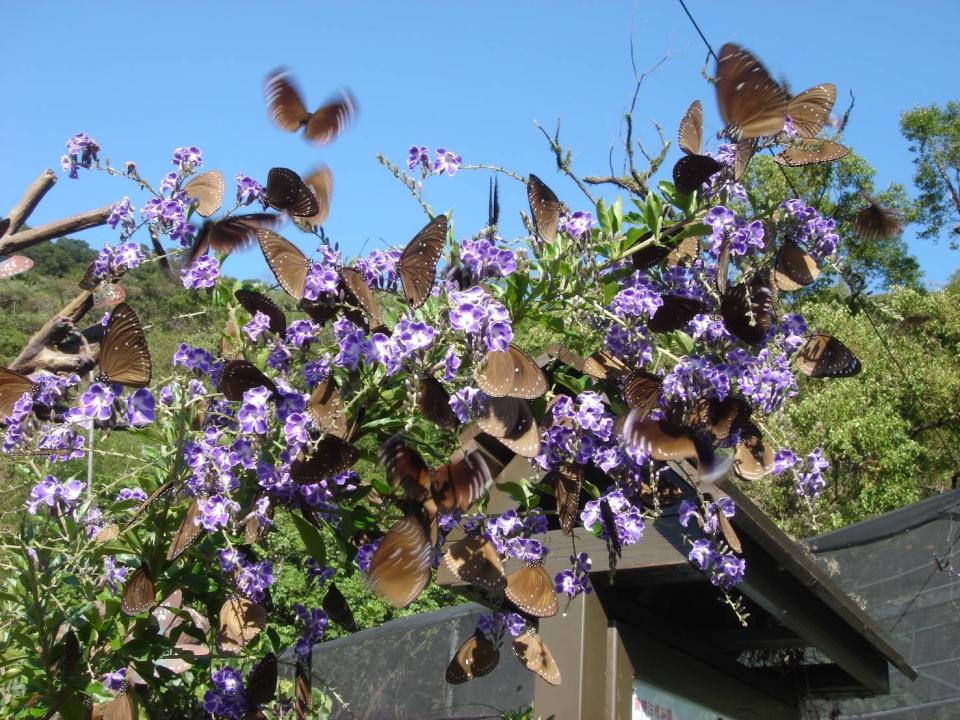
<box><xmin>476</xmin><ymin>344</ymin><xmax>548</xmax><ymax>399</ymax></box>
<box><xmin>245</xmin><ymin>653</ymin><xmax>278</xmax><ymax>709</ymax></box>
<box><xmin>647</xmin><ymin>295</ymin><xmax>705</xmax><ymax>333</ymax></box>
<box><xmin>397</xmin><ymin>215</ymin><xmax>447</xmax><ymax>308</ymax></box>
<box><xmin>322</xmin><ymin>582</ymin><xmax>358</xmax><ymax>632</ymax></box>
<box><xmin>476</xmin><ymin>395</ymin><xmax>522</xmax><ymax>438</ymax></box>
<box><xmin>263</xmin><ymin>167</ymin><xmax>320</xmax><ymax>218</ymax></box>
<box><xmin>291</xmin><ymin>435</ymin><xmax>360</xmax><ymax>482</ymax></box>
<box><xmin>0</xmin><ymin>367</ymin><xmax>38</xmax><ymax>420</ymax></box>
<box><xmin>715</xmin><ymin>43</ymin><xmax>789</xmax><ymax>140</ymax></box>
<box><xmin>264</xmin><ymin>68</ymin><xmax>357</xmax><ymax>145</ymax></box>
<box><xmin>295</xmin><ymin>659</ymin><xmax>313</xmax><ymax>720</ymax></box>
<box><xmin>773</xmin><ymin>240</ymin><xmax>820</xmax><ymax>291</ymax></box>
<box><xmin>505</xmin><ymin>562</ymin><xmax>559</xmax><ymax>618</ymax></box>
<box><xmin>97</xmin><ymin>303</ymin><xmax>152</xmax><ymax>387</ymax></box>
<box><xmin>512</xmin><ymin>629</ymin><xmax>561</xmax><ymax>685</ymax></box>
<box><xmin>674</xmin><ymin>102</ymin><xmax>723</xmax><ymax>194</ymax></box>
<box><xmin>340</xmin><ymin>266</ymin><xmax>387</xmax><ymax>332</ymax></box>
<box><xmin>774</xmin><ymin>138</ymin><xmax>849</xmax><ymax>166</ymax></box>
<box><xmin>622</xmin><ymin>413</ymin><xmax>731</xmax><ymax>484</ymax></box>
<box><xmin>216</xmin><ymin>595</ymin><xmax>268</xmax><ymax>655</ymax></box>
<box><xmin>446</xmin><ymin>631</ymin><xmax>500</xmax><ymax>684</ymax></box>
<box><xmin>528</xmin><ymin>174</ymin><xmax>561</xmax><ymax>243</ymax></box>
<box><xmin>182</xmin><ymin>170</ymin><xmax>225</xmax><ymax>217</ymax></box>
<box><xmin>92</xmin><ymin>283</ymin><xmax>126</xmax><ymax>310</ymax></box>
<box><xmin>599</xmin><ymin>498</ymin><xmax>623</xmax><ymax>559</ymax></box>
<box><xmin>300</xmin><ymin>166</ymin><xmax>333</xmax><ymax>227</ymax></box>
<box><xmin>235</xmin><ymin>289</ymin><xmax>287</xmax><ymax>336</ymax></box>
<box><xmin>91</xmin><ymin>691</ymin><xmax>137</xmax><ymax>720</ymax></box>
<box><xmin>219</xmin><ymin>360</ymin><xmax>277</xmax><ymax>402</ymax></box>
<box><xmin>734</xmin><ymin>422</ymin><xmax>773</xmax><ymax>480</ymax></box>
<box><xmin>258</xmin><ymin>229</ymin><xmax>314</xmax><ymax>301</ymax></box>
<box><xmin>689</xmin><ymin>397</ymin><xmax>751</xmax><ymax>442</ymax></box>
<box><xmin>496</xmin><ymin>398</ymin><xmax>541</xmax><ymax>458</ymax></box>
<box><xmin>121</xmin><ymin>563</ymin><xmax>156</xmax><ymax>616</ymax></box>
<box><xmin>785</xmin><ymin>83</ymin><xmax>836</xmax><ymax>139</ymax></box>
<box><xmin>795</xmin><ymin>333</ymin><xmax>862</xmax><ymax>378</ymax></box>
<box><xmin>417</xmin><ymin>376</ymin><xmax>459</xmax><ymax>431</ymax></box>
<box><xmin>0</xmin><ymin>254</ymin><xmax>33</xmax><ymax>280</ymax></box>
<box><xmin>382</xmin><ymin>437</ymin><xmax>492</xmax><ymax>513</ymax></box>
<box><xmin>444</xmin><ymin>534</ymin><xmax>507</xmax><ymax>592</ymax></box>
<box><xmin>544</xmin><ymin>463</ymin><xmax>581</xmax><ymax>536</ymax></box>
<box><xmin>243</xmin><ymin>493</ymin><xmax>273</xmax><ymax>544</ymax></box>
<box><xmin>853</xmin><ymin>197</ymin><xmax>903</xmax><ymax>240</ymax></box>
<box><xmin>720</xmin><ymin>277</ymin><xmax>775</xmax><ymax>346</ymax></box>
<box><xmin>622</xmin><ymin>370</ymin><xmax>662</xmax><ymax>419</ymax></box>
<box><xmin>187</xmin><ymin>213</ymin><xmax>280</xmax><ymax>264</ymax></box>
<box><xmin>165</xmin><ymin>499</ymin><xmax>204</xmax><ymax>561</ymax></box>
<box><xmin>488</xmin><ymin>176</ymin><xmax>501</xmax><ymax>228</ymax></box>
<box><xmin>582</xmin><ymin>350</ymin><xmax>629</xmax><ymax>380</ymax></box>
<box><xmin>305</xmin><ymin>378</ymin><xmax>347</xmax><ymax>438</ymax></box>
<box><xmin>367</xmin><ymin>507</ymin><xmax>436</xmax><ymax>608</ymax></box>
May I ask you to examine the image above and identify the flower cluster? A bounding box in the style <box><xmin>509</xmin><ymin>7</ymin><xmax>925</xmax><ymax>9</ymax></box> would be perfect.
<box><xmin>203</xmin><ymin>666</ymin><xmax>248</xmax><ymax>719</ymax></box>
<box><xmin>235</xmin><ymin>173</ymin><xmax>263</xmax><ymax>206</ymax></box>
<box><xmin>293</xmin><ymin>604</ymin><xmax>329</xmax><ymax>659</ymax></box>
<box><xmin>89</xmin><ymin>242</ymin><xmax>146</xmax><ymax>283</ymax></box>
<box><xmin>354</xmin><ymin>248</ymin><xmax>401</xmax><ymax>290</ymax></box>
<box><xmin>448</xmin><ymin>286</ymin><xmax>513</xmax><ymax>351</ymax></box>
<box><xmin>460</xmin><ymin>235</ymin><xmax>516</xmax><ymax>279</ymax></box>
<box><xmin>773</xmin><ymin>447</ymin><xmax>830</xmax><ymax>499</ymax></box>
<box><xmin>60</xmin><ymin>133</ymin><xmax>99</xmax><ymax>178</ymax></box>
<box><xmin>559</xmin><ymin>210</ymin><xmax>593</xmax><ymax>239</ymax></box>
<box><xmin>219</xmin><ymin>549</ymin><xmax>274</xmax><ymax>603</ymax></box>
<box><xmin>406</xmin><ymin>145</ymin><xmax>462</xmax><ymax>177</ymax></box>
<box><xmin>107</xmin><ymin>197</ymin><xmax>137</xmax><ymax>237</ymax></box>
<box><xmin>182</xmin><ymin>255</ymin><xmax>220</xmax><ymax>289</ymax></box>
<box><xmin>554</xmin><ymin>552</ymin><xmax>593</xmax><ymax>598</ymax></box>
<box><xmin>476</xmin><ymin>610</ymin><xmax>527</xmax><ymax>638</ymax></box>
<box><xmin>781</xmin><ymin>199</ymin><xmax>840</xmax><ymax>261</ymax></box>
<box><xmin>679</xmin><ymin>498</ymin><xmax>746</xmax><ymax>589</ymax></box>
<box><xmin>704</xmin><ymin>143</ymin><xmax>748</xmax><ymax>202</ymax></box>
<box><xmin>581</xmin><ymin>490</ymin><xmax>645</xmax><ymax>548</ymax></box>
<box><xmin>26</xmin><ymin>476</ymin><xmax>84</xmax><ymax>516</ymax></box>
<box><xmin>705</xmin><ymin>205</ymin><xmax>765</xmax><ymax>257</ymax></box>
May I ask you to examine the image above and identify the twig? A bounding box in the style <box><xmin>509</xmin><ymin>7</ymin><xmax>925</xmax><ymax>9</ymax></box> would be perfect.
<box><xmin>0</xmin><ymin>205</ymin><xmax>115</xmax><ymax>255</ymax></box>
<box><xmin>534</xmin><ymin>120</ymin><xmax>597</xmax><ymax>205</ymax></box>
<box><xmin>459</xmin><ymin>163</ymin><xmax>527</xmax><ymax>183</ymax></box>
<box><xmin>5</xmin><ymin>169</ymin><xmax>58</xmax><ymax>234</ymax></box>
<box><xmin>374</xmin><ymin>153</ymin><xmax>434</xmax><ymax>218</ymax></box>
<box><xmin>9</xmin><ymin>292</ymin><xmax>96</xmax><ymax>374</ymax></box>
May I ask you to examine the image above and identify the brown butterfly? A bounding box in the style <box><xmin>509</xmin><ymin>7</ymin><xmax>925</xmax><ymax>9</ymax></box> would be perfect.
<box><xmin>340</xmin><ymin>266</ymin><xmax>386</xmax><ymax>332</ymax></box>
<box><xmin>245</xmin><ymin>652</ymin><xmax>278</xmax><ymax>708</ymax></box>
<box><xmin>720</xmin><ymin>277</ymin><xmax>775</xmax><ymax>346</ymax></box>
<box><xmin>0</xmin><ymin>254</ymin><xmax>34</xmax><ymax>280</ymax></box>
<box><xmin>121</xmin><ymin>563</ymin><xmax>156</xmax><ymax>616</ymax></box>
<box><xmin>243</xmin><ymin>493</ymin><xmax>273</xmax><ymax>544</ymax></box>
<box><xmin>295</xmin><ymin>659</ymin><xmax>312</xmax><ymax>720</ymax></box>
<box><xmin>786</xmin><ymin>84</ymin><xmax>836</xmax><ymax>139</ymax></box>
<box><xmin>505</xmin><ymin>562</ymin><xmax>559</xmax><ymax>618</ymax></box>
<box><xmin>672</xmin><ymin>154</ymin><xmax>723</xmax><ymax>195</ymax></box>
<box><xmin>182</xmin><ymin>170</ymin><xmax>225</xmax><ymax>217</ymax></box>
<box><xmin>265</xmin><ymin>69</ymin><xmax>357</xmax><ymax>146</ymax></box>
<box><xmin>0</xmin><ymin>367</ymin><xmax>38</xmax><ymax>419</ymax></box>
<box><xmin>715</xmin><ymin>43</ymin><xmax>789</xmax><ymax>140</ymax></box>
<box><xmin>647</xmin><ymin>295</ymin><xmax>705</xmax><ymax>333</ymax></box>
<box><xmin>622</xmin><ymin>370</ymin><xmax>662</xmax><ymax>419</ymax></box>
<box><xmin>188</xmin><ymin>213</ymin><xmax>280</xmax><ymax>264</ymax></box>
<box><xmin>92</xmin><ymin>283</ymin><xmax>126</xmax><ymax>310</ymax></box>
<box><xmin>795</xmin><ymin>333</ymin><xmax>861</xmax><ymax>378</ymax></box>
<box><xmin>713</xmin><ymin>502</ymin><xmax>743</xmax><ymax>554</ymax></box>
<box><xmin>547</xmin><ymin>462</ymin><xmax>582</xmax><ymax>536</ymax></box>
<box><xmin>497</xmin><ymin>398</ymin><xmax>541</xmax><ymax>458</ymax></box>
<box><xmin>258</xmin><ymin>229</ymin><xmax>313</xmax><ymax>300</ymax></box>
<box><xmin>582</xmin><ymin>350</ymin><xmax>629</xmax><ymax>380</ymax></box>
<box><xmin>512</xmin><ymin>629</ymin><xmax>561</xmax><ymax>685</ymax></box>
<box><xmin>417</xmin><ymin>376</ymin><xmax>459</xmax><ymax>431</ymax></box>
<box><xmin>165</xmin><ymin>499</ymin><xmax>204</xmax><ymax>561</ymax></box>
<box><xmin>91</xmin><ymin>691</ymin><xmax>137</xmax><ymax>720</ymax></box>
<box><xmin>528</xmin><ymin>174</ymin><xmax>561</xmax><ymax>243</ymax></box>
<box><xmin>219</xmin><ymin>360</ymin><xmax>277</xmax><ymax>402</ymax></box>
<box><xmin>397</xmin><ymin>215</ymin><xmax>447</xmax><ymax>308</ymax></box>
<box><xmin>853</xmin><ymin>197</ymin><xmax>903</xmax><ymax>240</ymax></box>
<box><xmin>219</xmin><ymin>319</ymin><xmax>244</xmax><ymax>361</ymax></box>
<box><xmin>734</xmin><ymin>423</ymin><xmax>773</xmax><ymax>480</ymax></box>
<box><xmin>444</xmin><ymin>534</ymin><xmax>507</xmax><ymax>592</ymax></box>
<box><xmin>236</xmin><ymin>289</ymin><xmax>287</xmax><ymax>336</ymax></box>
<box><xmin>305</xmin><ymin>378</ymin><xmax>347</xmax><ymax>438</ymax></box>
<box><xmin>689</xmin><ymin>396</ymin><xmax>751</xmax><ymax>441</ymax></box>
<box><xmin>774</xmin><ymin>139</ymin><xmax>849</xmax><ymax>166</ymax></box>
<box><xmin>773</xmin><ymin>240</ymin><xmax>820</xmax><ymax>291</ymax></box>
<box><xmin>716</xmin><ymin>238</ymin><xmax>731</xmax><ymax>294</ymax></box>
<box><xmin>216</xmin><ymin>595</ymin><xmax>268</xmax><ymax>655</ymax></box>
<box><xmin>622</xmin><ymin>413</ymin><xmax>729</xmax><ymax>484</ymax></box>
<box><xmin>476</xmin><ymin>344</ymin><xmax>548</xmax><ymax>399</ymax></box>
<box><xmin>291</xmin><ymin>435</ymin><xmax>360</xmax><ymax>481</ymax></box>
<box><xmin>734</xmin><ymin>138</ymin><xmax>757</xmax><ymax>181</ymax></box>
<box><xmin>301</xmin><ymin>166</ymin><xmax>333</xmax><ymax>227</ymax></box>
<box><xmin>446</xmin><ymin>632</ymin><xmax>500</xmax><ymax>684</ymax></box>
<box><xmin>678</xmin><ymin>99</ymin><xmax>704</xmax><ymax>156</ymax></box>
<box><xmin>263</xmin><ymin>167</ymin><xmax>320</xmax><ymax>218</ymax></box>
<box><xmin>97</xmin><ymin>303</ymin><xmax>152</xmax><ymax>387</ymax></box>
<box><xmin>367</xmin><ymin>509</ymin><xmax>435</xmax><ymax>608</ymax></box>
<box><xmin>383</xmin><ymin>437</ymin><xmax>492</xmax><ymax>513</ymax></box>
<box><xmin>476</xmin><ymin>395</ymin><xmax>521</xmax><ymax>437</ymax></box>
<box><xmin>599</xmin><ymin>497</ymin><xmax>622</xmax><ymax>559</ymax></box>
<box><xmin>322</xmin><ymin>582</ymin><xmax>358</xmax><ymax>632</ymax></box>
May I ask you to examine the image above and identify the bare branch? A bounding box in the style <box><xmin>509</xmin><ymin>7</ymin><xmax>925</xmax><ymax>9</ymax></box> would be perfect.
<box><xmin>0</xmin><ymin>205</ymin><xmax>114</xmax><ymax>255</ymax></box>
<box><xmin>8</xmin><ymin>292</ymin><xmax>95</xmax><ymax>374</ymax></box>
<box><xmin>534</xmin><ymin>121</ymin><xmax>597</xmax><ymax>205</ymax></box>
<box><xmin>149</xmin><ymin>224</ymin><xmax>175</xmax><ymax>280</ymax></box>
<box><xmin>5</xmin><ymin>169</ymin><xmax>58</xmax><ymax>234</ymax></box>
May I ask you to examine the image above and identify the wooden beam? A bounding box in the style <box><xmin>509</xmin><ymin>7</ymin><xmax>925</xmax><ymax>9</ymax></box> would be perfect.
<box><xmin>605</xmin><ymin>622</ymin><xmax>635</xmax><ymax>720</ymax></box>
<box><xmin>707</xmin><ymin>626</ymin><xmax>807</xmax><ymax>651</ymax></box>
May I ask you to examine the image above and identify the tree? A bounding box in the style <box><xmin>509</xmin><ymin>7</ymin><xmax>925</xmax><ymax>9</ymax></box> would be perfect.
<box><xmin>900</xmin><ymin>102</ymin><xmax>960</xmax><ymax>248</ymax></box>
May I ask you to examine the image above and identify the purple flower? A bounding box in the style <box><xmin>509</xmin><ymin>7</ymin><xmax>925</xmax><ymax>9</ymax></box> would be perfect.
<box><xmin>460</xmin><ymin>236</ymin><xmax>517</xmax><ymax>279</ymax></box>
<box><xmin>407</xmin><ymin>145</ymin><xmax>430</xmax><ymax>173</ymax></box>
<box><xmin>293</xmin><ymin>604</ymin><xmax>329</xmax><ymax>659</ymax></box>
<box><xmin>62</xmin><ymin>133</ymin><xmax>99</xmax><ymax>178</ymax></box>
<box><xmin>236</xmin><ymin>559</ymin><xmax>274</xmax><ymax>602</ymax></box>
<box><xmin>116</xmin><ymin>487</ymin><xmax>148</xmax><ymax>503</ymax></box>
<box><xmin>304</xmin><ymin>263</ymin><xmax>339</xmax><ymax>302</ymax></box>
<box><xmin>198</xmin><ymin>494</ymin><xmax>239</xmax><ymax>531</ymax></box>
<box><xmin>286</xmin><ymin>319</ymin><xmax>319</xmax><ymax>348</ymax></box>
<box><xmin>237</xmin><ymin>386</ymin><xmax>272</xmax><ymax>435</ymax></box>
<box><xmin>79</xmin><ymin>383</ymin><xmax>117</xmax><ymax>422</ymax></box>
<box><xmin>303</xmin><ymin>356</ymin><xmax>332</xmax><ymax>387</ymax></box>
<box><xmin>688</xmin><ymin>539</ymin><xmax>718</xmax><ymax>571</ymax></box>
<box><xmin>102</xmin><ymin>556</ymin><xmax>127</xmax><ymax>594</ymax></box>
<box><xmin>714</xmin><ymin>554</ymin><xmax>746</xmax><ymax>589</ymax></box>
<box><xmin>560</xmin><ymin>211</ymin><xmax>593</xmax><ymax>239</ymax></box>
<box><xmin>181</xmin><ymin>255</ymin><xmax>220</xmax><ymax>289</ymax></box>
<box><xmin>101</xmin><ymin>668</ymin><xmax>127</xmax><ymax>693</ymax></box>
<box><xmin>107</xmin><ymin>197</ymin><xmax>136</xmax><ymax>235</ymax></box>
<box><xmin>126</xmin><ymin>389</ymin><xmax>155</xmax><ymax>426</ymax></box>
<box><xmin>235</xmin><ymin>173</ymin><xmax>263</xmax><ymax>206</ymax></box>
<box><xmin>678</xmin><ymin>500</ymin><xmax>699</xmax><ymax>528</ymax></box>
<box><xmin>173</xmin><ymin>344</ymin><xmax>214</xmax><ymax>374</ymax></box>
<box><xmin>443</xmin><ymin>346</ymin><xmax>461</xmax><ymax>381</ymax></box>
<box><xmin>772</xmin><ymin>449</ymin><xmax>799</xmax><ymax>475</ymax></box>
<box><xmin>160</xmin><ymin>171</ymin><xmax>179</xmax><ymax>193</ymax></box>
<box><xmin>355</xmin><ymin>541</ymin><xmax>381</xmax><ymax>574</ymax></box>
<box><xmin>204</xmin><ymin>666</ymin><xmax>247</xmax><ymax>718</ymax></box>
<box><xmin>243</xmin><ymin>311</ymin><xmax>272</xmax><ymax>342</ymax></box>
<box><xmin>306</xmin><ymin>560</ymin><xmax>335</xmax><ymax>587</ymax></box>
<box><xmin>433</xmin><ymin>148</ymin><xmax>462</xmax><ymax>176</ymax></box>
<box><xmin>26</xmin><ymin>477</ymin><xmax>59</xmax><ymax>514</ymax></box>
<box><xmin>172</xmin><ymin>146</ymin><xmax>202</xmax><ymax>170</ymax></box>
<box><xmin>219</xmin><ymin>548</ymin><xmax>241</xmax><ymax>573</ymax></box>
<box><xmin>449</xmin><ymin>386</ymin><xmax>482</xmax><ymax>423</ymax></box>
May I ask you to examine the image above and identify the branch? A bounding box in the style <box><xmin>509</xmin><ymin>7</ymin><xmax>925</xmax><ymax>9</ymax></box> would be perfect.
<box><xmin>0</xmin><ymin>205</ymin><xmax>114</xmax><ymax>255</ymax></box>
<box><xmin>149</xmin><ymin>224</ymin><xmax>174</xmax><ymax>280</ymax></box>
<box><xmin>5</xmin><ymin>169</ymin><xmax>58</xmax><ymax>234</ymax></box>
<box><xmin>8</xmin><ymin>292</ymin><xmax>95</xmax><ymax>374</ymax></box>
<box><xmin>933</xmin><ymin>154</ymin><xmax>960</xmax><ymax>216</ymax></box>
<box><xmin>534</xmin><ymin>121</ymin><xmax>597</xmax><ymax>205</ymax></box>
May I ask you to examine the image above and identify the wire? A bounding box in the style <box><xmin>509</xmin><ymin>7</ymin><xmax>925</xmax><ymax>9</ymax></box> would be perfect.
<box><xmin>677</xmin><ymin>0</ymin><xmax>717</xmax><ymax>61</ymax></box>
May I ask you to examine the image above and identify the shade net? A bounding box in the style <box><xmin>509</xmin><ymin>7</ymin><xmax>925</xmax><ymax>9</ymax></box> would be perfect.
<box><xmin>808</xmin><ymin>491</ymin><xmax>960</xmax><ymax>719</ymax></box>
<box><xmin>282</xmin><ymin>603</ymin><xmax>534</xmax><ymax>720</ymax></box>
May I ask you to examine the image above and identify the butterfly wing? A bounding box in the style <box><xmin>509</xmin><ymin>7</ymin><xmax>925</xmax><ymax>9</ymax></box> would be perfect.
<box><xmin>322</xmin><ymin>582</ymin><xmax>358</xmax><ymax>632</ymax></box>
<box><xmin>480</xmin><ymin>345</ymin><xmax>548</xmax><ymax>399</ymax></box>
<box><xmin>446</xmin><ymin>632</ymin><xmax>500</xmax><ymax>684</ymax></box>
<box><xmin>734</xmin><ymin>423</ymin><xmax>773</xmax><ymax>480</ymax></box>
<box><xmin>678</xmin><ymin>99</ymin><xmax>703</xmax><ymax>155</ymax></box>
<box><xmin>397</xmin><ymin>215</ymin><xmax>447</xmax><ymax>308</ymax></box>
<box><xmin>444</xmin><ymin>535</ymin><xmax>507</xmax><ymax>592</ymax></box>
<box><xmin>647</xmin><ymin>295</ymin><xmax>705</xmax><ymax>333</ymax></box>
<box><xmin>417</xmin><ymin>376</ymin><xmax>459</xmax><ymax>431</ymax></box>
<box><xmin>773</xmin><ymin>240</ymin><xmax>820</xmax><ymax>291</ymax></box>
<box><xmin>0</xmin><ymin>255</ymin><xmax>34</xmax><ymax>280</ymax></box>
<box><xmin>505</xmin><ymin>564</ymin><xmax>559</xmax><ymax>617</ymax></box>
<box><xmin>182</xmin><ymin>170</ymin><xmax>225</xmax><ymax>217</ymax></box>
<box><xmin>582</xmin><ymin>350</ymin><xmax>628</xmax><ymax>380</ymax></box>
<box><xmin>341</xmin><ymin>266</ymin><xmax>385</xmax><ymax>331</ymax></box>
<box><xmin>498</xmin><ymin>399</ymin><xmax>541</xmax><ymax>458</ymax></box>
<box><xmin>121</xmin><ymin>563</ymin><xmax>156</xmax><ymax>616</ymax></box>
<box><xmin>432</xmin><ymin>451</ymin><xmax>492</xmax><ymax>513</ymax></box>
<box><xmin>245</xmin><ymin>653</ymin><xmax>278</xmax><ymax>708</ymax></box>
<box><xmin>92</xmin><ymin>692</ymin><xmax>137</xmax><ymax>720</ymax></box>
<box><xmin>216</xmin><ymin>596</ymin><xmax>268</xmax><ymax>655</ymax></box>
<box><xmin>165</xmin><ymin>499</ymin><xmax>204</xmax><ymax>561</ymax></box>
<box><xmin>264</xmin><ymin>167</ymin><xmax>320</xmax><ymax>218</ymax></box>
<box><xmin>853</xmin><ymin>198</ymin><xmax>902</xmax><ymax>240</ymax></box>
<box><xmin>366</xmin><ymin>514</ymin><xmax>433</xmax><ymax>608</ymax></box>
<box><xmin>291</xmin><ymin>436</ymin><xmax>360</xmax><ymax>482</ymax></box>
<box><xmin>258</xmin><ymin>229</ymin><xmax>310</xmax><ymax>300</ymax></box>
<box><xmin>100</xmin><ymin>303</ymin><xmax>152</xmax><ymax>387</ymax></box>
<box><xmin>302</xmin><ymin>166</ymin><xmax>334</xmax><ymax>226</ymax></box>
<box><xmin>235</xmin><ymin>289</ymin><xmax>287</xmax><ymax>336</ymax></box>
<box><xmin>550</xmin><ymin>463</ymin><xmax>582</xmax><ymax>536</ymax></box>
<box><xmin>599</xmin><ymin>498</ymin><xmax>623</xmax><ymax>558</ymax></box>
<box><xmin>795</xmin><ymin>333</ymin><xmax>862</xmax><ymax>378</ymax></box>
<box><xmin>512</xmin><ymin>630</ymin><xmax>561</xmax><ymax>685</ymax></box>
<box><xmin>622</xmin><ymin>371</ymin><xmax>661</xmax><ymax>419</ymax></box>
<box><xmin>265</xmin><ymin>69</ymin><xmax>311</xmax><ymax>132</ymax></box>
<box><xmin>219</xmin><ymin>360</ymin><xmax>277</xmax><ymax>402</ymax></box>
<box><xmin>306</xmin><ymin>378</ymin><xmax>348</xmax><ymax>438</ymax></box>
<box><xmin>672</xmin><ymin>154</ymin><xmax>722</xmax><ymax>195</ymax></box>
<box><xmin>528</xmin><ymin>174</ymin><xmax>561</xmax><ymax>243</ymax></box>
<box><xmin>787</xmin><ymin>83</ymin><xmax>836</xmax><ymax>138</ymax></box>
<box><xmin>303</xmin><ymin>90</ymin><xmax>358</xmax><ymax>146</ymax></box>
<box><xmin>774</xmin><ymin>139</ymin><xmax>849</xmax><ymax>166</ymax></box>
<box><xmin>720</xmin><ymin>278</ymin><xmax>775</xmax><ymax>346</ymax></box>
<box><xmin>0</xmin><ymin>367</ymin><xmax>36</xmax><ymax>419</ymax></box>
<box><xmin>715</xmin><ymin>43</ymin><xmax>788</xmax><ymax>139</ymax></box>
<box><xmin>295</xmin><ymin>660</ymin><xmax>312</xmax><ymax>719</ymax></box>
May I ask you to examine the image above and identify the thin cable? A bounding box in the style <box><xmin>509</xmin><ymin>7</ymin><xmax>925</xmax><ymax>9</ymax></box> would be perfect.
<box><xmin>677</xmin><ymin>0</ymin><xmax>717</xmax><ymax>61</ymax></box>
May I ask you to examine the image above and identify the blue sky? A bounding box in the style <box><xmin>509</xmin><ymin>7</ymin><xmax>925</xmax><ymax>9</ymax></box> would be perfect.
<box><xmin>2</xmin><ymin>1</ymin><xmax>958</xmax><ymax>286</ymax></box>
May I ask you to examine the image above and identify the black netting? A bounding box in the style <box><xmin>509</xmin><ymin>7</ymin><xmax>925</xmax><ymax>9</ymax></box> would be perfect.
<box><xmin>281</xmin><ymin>603</ymin><xmax>534</xmax><ymax>720</ymax></box>
<box><xmin>808</xmin><ymin>491</ymin><xmax>960</xmax><ymax>719</ymax></box>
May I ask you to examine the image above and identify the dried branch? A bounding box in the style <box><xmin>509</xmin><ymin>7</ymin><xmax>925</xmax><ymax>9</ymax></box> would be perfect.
<box><xmin>9</xmin><ymin>292</ymin><xmax>96</xmax><ymax>374</ymax></box>
<box><xmin>5</xmin><ymin>169</ymin><xmax>58</xmax><ymax>234</ymax></box>
<box><xmin>534</xmin><ymin>121</ymin><xmax>597</xmax><ymax>205</ymax></box>
<box><xmin>0</xmin><ymin>205</ymin><xmax>114</xmax><ymax>255</ymax></box>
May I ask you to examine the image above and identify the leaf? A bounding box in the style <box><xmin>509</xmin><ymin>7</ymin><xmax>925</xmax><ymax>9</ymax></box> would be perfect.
<box><xmin>612</xmin><ymin>196</ymin><xmax>623</xmax><ymax>232</ymax></box>
<box><xmin>554</xmin><ymin>371</ymin><xmax>588</xmax><ymax>395</ymax></box>
<box><xmin>291</xmin><ymin>512</ymin><xmax>327</xmax><ymax>567</ymax></box>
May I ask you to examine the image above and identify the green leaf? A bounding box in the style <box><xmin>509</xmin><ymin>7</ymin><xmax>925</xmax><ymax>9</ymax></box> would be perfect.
<box><xmin>291</xmin><ymin>513</ymin><xmax>327</xmax><ymax>567</ymax></box>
